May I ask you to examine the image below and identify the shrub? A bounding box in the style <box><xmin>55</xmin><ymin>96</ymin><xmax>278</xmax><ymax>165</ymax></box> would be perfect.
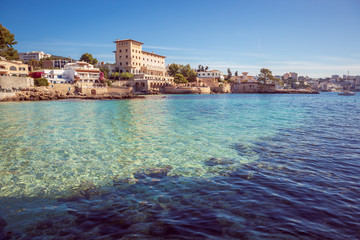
<box><xmin>34</xmin><ymin>78</ymin><xmax>49</xmax><ymax>86</ymax></box>
<box><xmin>106</xmin><ymin>79</ymin><xmax>112</xmax><ymax>86</ymax></box>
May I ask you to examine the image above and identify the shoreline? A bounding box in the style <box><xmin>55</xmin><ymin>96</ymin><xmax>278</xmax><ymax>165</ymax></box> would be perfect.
<box><xmin>0</xmin><ymin>88</ymin><xmax>319</xmax><ymax>102</ymax></box>
<box><xmin>0</xmin><ymin>89</ymin><xmax>144</xmax><ymax>102</ymax></box>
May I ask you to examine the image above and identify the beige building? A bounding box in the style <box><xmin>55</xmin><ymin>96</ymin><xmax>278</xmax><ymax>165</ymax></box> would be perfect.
<box><xmin>0</xmin><ymin>56</ymin><xmax>29</xmax><ymax>77</ymax></box>
<box><xmin>113</xmin><ymin>39</ymin><xmax>173</xmax><ymax>92</ymax></box>
<box><xmin>233</xmin><ymin>72</ymin><xmax>256</xmax><ymax>83</ymax></box>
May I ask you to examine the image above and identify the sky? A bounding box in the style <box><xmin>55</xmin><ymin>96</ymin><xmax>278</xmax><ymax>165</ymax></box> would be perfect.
<box><xmin>1</xmin><ymin>0</ymin><xmax>360</xmax><ymax>77</ymax></box>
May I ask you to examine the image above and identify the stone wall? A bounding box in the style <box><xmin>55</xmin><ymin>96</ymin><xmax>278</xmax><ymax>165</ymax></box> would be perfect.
<box><xmin>111</xmin><ymin>80</ymin><xmax>130</xmax><ymax>87</ymax></box>
<box><xmin>198</xmin><ymin>86</ymin><xmax>211</xmax><ymax>94</ymax></box>
<box><xmin>232</xmin><ymin>83</ymin><xmax>260</xmax><ymax>93</ymax></box>
<box><xmin>47</xmin><ymin>83</ymin><xmax>76</xmax><ymax>94</ymax></box>
<box><xmin>108</xmin><ymin>87</ymin><xmax>132</xmax><ymax>95</ymax></box>
<box><xmin>0</xmin><ymin>76</ymin><xmax>34</xmax><ymax>90</ymax></box>
<box><xmin>78</xmin><ymin>87</ymin><xmax>108</xmax><ymax>95</ymax></box>
<box><xmin>211</xmin><ymin>85</ymin><xmax>231</xmax><ymax>93</ymax></box>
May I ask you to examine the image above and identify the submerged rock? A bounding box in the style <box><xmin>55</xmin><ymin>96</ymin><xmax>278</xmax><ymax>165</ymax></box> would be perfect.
<box><xmin>0</xmin><ymin>217</ymin><xmax>7</xmax><ymax>231</ymax></box>
<box><xmin>134</xmin><ymin>165</ymin><xmax>173</xmax><ymax>179</ymax></box>
<box><xmin>205</xmin><ymin>157</ymin><xmax>235</xmax><ymax>167</ymax></box>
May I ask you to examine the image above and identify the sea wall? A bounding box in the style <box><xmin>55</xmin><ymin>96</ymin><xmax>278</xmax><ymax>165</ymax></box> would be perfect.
<box><xmin>47</xmin><ymin>83</ymin><xmax>76</xmax><ymax>94</ymax></box>
<box><xmin>211</xmin><ymin>85</ymin><xmax>231</xmax><ymax>93</ymax></box>
<box><xmin>108</xmin><ymin>87</ymin><xmax>133</xmax><ymax>95</ymax></box>
<box><xmin>163</xmin><ymin>86</ymin><xmax>202</xmax><ymax>94</ymax></box>
<box><xmin>0</xmin><ymin>76</ymin><xmax>34</xmax><ymax>90</ymax></box>
<box><xmin>78</xmin><ymin>87</ymin><xmax>108</xmax><ymax>95</ymax></box>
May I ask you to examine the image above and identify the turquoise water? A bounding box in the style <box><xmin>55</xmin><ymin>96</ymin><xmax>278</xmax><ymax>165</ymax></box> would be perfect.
<box><xmin>1</xmin><ymin>93</ymin><xmax>360</xmax><ymax>239</ymax></box>
<box><xmin>0</xmin><ymin>95</ymin><xmax>302</xmax><ymax>198</ymax></box>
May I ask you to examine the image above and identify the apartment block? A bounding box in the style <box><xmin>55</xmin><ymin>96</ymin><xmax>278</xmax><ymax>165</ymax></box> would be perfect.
<box><xmin>19</xmin><ymin>51</ymin><xmax>52</xmax><ymax>62</ymax></box>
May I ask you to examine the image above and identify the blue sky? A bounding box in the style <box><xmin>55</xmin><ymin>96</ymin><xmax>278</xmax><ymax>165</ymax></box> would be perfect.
<box><xmin>1</xmin><ymin>0</ymin><xmax>359</xmax><ymax>77</ymax></box>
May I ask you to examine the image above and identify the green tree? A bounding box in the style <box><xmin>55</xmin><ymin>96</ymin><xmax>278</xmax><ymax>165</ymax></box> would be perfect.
<box><xmin>34</xmin><ymin>78</ymin><xmax>49</xmax><ymax>86</ymax></box>
<box><xmin>99</xmin><ymin>66</ymin><xmax>110</xmax><ymax>78</ymax></box>
<box><xmin>235</xmin><ymin>71</ymin><xmax>238</xmax><ymax>76</ymax></box>
<box><xmin>110</xmin><ymin>72</ymin><xmax>120</xmax><ymax>80</ymax></box>
<box><xmin>168</xmin><ymin>63</ymin><xmax>180</xmax><ymax>76</ymax></box>
<box><xmin>227</xmin><ymin>68</ymin><xmax>232</xmax><ymax>80</ymax></box>
<box><xmin>80</xmin><ymin>53</ymin><xmax>98</xmax><ymax>65</ymax></box>
<box><xmin>0</xmin><ymin>24</ymin><xmax>19</xmax><ymax>60</ymax></box>
<box><xmin>258</xmin><ymin>68</ymin><xmax>282</xmax><ymax>85</ymax></box>
<box><xmin>174</xmin><ymin>73</ymin><xmax>188</xmax><ymax>84</ymax></box>
<box><xmin>179</xmin><ymin>64</ymin><xmax>192</xmax><ymax>78</ymax></box>
<box><xmin>120</xmin><ymin>72</ymin><xmax>133</xmax><ymax>80</ymax></box>
<box><xmin>27</xmin><ymin>59</ymin><xmax>41</xmax><ymax>69</ymax></box>
<box><xmin>187</xmin><ymin>70</ymin><xmax>197</xmax><ymax>82</ymax></box>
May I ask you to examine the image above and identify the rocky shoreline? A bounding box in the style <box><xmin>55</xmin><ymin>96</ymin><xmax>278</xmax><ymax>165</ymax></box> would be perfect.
<box><xmin>0</xmin><ymin>88</ymin><xmax>144</xmax><ymax>102</ymax></box>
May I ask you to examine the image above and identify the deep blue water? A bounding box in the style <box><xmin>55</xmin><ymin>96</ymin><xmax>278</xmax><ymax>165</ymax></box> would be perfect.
<box><xmin>0</xmin><ymin>93</ymin><xmax>360</xmax><ymax>239</ymax></box>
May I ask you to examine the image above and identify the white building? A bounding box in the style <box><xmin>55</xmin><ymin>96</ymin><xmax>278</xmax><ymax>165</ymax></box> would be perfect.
<box><xmin>63</xmin><ymin>61</ymin><xmax>101</xmax><ymax>83</ymax></box>
<box><xmin>19</xmin><ymin>51</ymin><xmax>52</xmax><ymax>62</ymax></box>
<box><xmin>43</xmin><ymin>69</ymin><xmax>71</xmax><ymax>84</ymax></box>
<box><xmin>34</xmin><ymin>61</ymin><xmax>100</xmax><ymax>84</ymax></box>
<box><xmin>197</xmin><ymin>70</ymin><xmax>222</xmax><ymax>79</ymax></box>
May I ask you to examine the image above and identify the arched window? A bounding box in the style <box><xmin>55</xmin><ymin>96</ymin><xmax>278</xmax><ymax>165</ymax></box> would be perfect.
<box><xmin>10</xmin><ymin>66</ymin><xmax>17</xmax><ymax>71</ymax></box>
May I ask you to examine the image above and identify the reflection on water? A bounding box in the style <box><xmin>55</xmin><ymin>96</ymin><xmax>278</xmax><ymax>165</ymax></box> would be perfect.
<box><xmin>1</xmin><ymin>93</ymin><xmax>360</xmax><ymax>239</ymax></box>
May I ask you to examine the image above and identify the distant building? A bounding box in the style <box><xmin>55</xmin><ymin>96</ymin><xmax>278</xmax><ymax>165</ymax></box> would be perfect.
<box><xmin>283</xmin><ymin>72</ymin><xmax>298</xmax><ymax>81</ymax></box>
<box><xmin>42</xmin><ymin>59</ymin><xmax>72</xmax><ymax>69</ymax></box>
<box><xmin>290</xmin><ymin>72</ymin><xmax>298</xmax><ymax>80</ymax></box>
<box><xmin>19</xmin><ymin>51</ymin><xmax>51</xmax><ymax>62</ymax></box>
<box><xmin>0</xmin><ymin>56</ymin><xmax>29</xmax><ymax>77</ymax></box>
<box><xmin>331</xmin><ymin>75</ymin><xmax>340</xmax><ymax>80</ymax></box>
<box><xmin>233</xmin><ymin>72</ymin><xmax>256</xmax><ymax>83</ymax></box>
<box><xmin>197</xmin><ymin>70</ymin><xmax>222</xmax><ymax>79</ymax></box>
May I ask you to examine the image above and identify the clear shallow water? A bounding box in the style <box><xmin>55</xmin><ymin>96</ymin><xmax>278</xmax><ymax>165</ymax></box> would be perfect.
<box><xmin>0</xmin><ymin>93</ymin><xmax>359</xmax><ymax>239</ymax></box>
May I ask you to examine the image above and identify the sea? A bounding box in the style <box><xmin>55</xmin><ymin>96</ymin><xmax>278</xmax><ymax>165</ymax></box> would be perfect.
<box><xmin>0</xmin><ymin>92</ymin><xmax>359</xmax><ymax>239</ymax></box>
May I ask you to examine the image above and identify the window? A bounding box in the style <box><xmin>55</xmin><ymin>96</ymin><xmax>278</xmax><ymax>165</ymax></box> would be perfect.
<box><xmin>126</xmin><ymin>55</ymin><xmax>128</xmax><ymax>58</ymax></box>
<box><xmin>120</xmin><ymin>50</ymin><xmax>122</xmax><ymax>53</ymax></box>
<box><xmin>132</xmin><ymin>49</ymin><xmax>134</xmax><ymax>52</ymax></box>
<box><xmin>126</xmin><ymin>62</ymin><xmax>128</xmax><ymax>65</ymax></box>
<box><xmin>208</xmin><ymin>73</ymin><xmax>210</xmax><ymax>76</ymax></box>
<box><xmin>119</xmin><ymin>56</ymin><xmax>121</xmax><ymax>59</ymax></box>
<box><xmin>126</xmin><ymin>49</ymin><xmax>128</xmax><ymax>52</ymax></box>
<box><xmin>120</xmin><ymin>62</ymin><xmax>122</xmax><ymax>66</ymax></box>
<box><xmin>10</xmin><ymin>66</ymin><xmax>17</xmax><ymax>71</ymax></box>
